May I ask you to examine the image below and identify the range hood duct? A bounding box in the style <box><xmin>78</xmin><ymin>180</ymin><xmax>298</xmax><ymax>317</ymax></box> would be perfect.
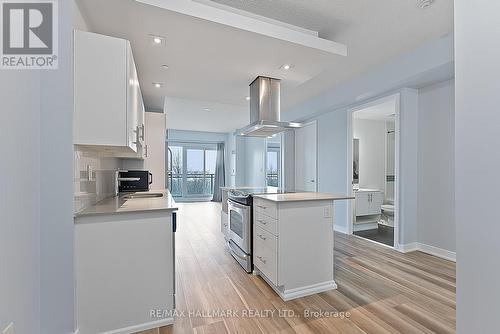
<box><xmin>236</xmin><ymin>76</ymin><xmax>303</xmax><ymax>137</ymax></box>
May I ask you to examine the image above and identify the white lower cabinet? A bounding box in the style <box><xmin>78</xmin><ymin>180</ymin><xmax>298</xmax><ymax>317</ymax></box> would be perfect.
<box><xmin>253</xmin><ymin>198</ymin><xmax>336</xmax><ymax>301</ymax></box>
<box><xmin>355</xmin><ymin>190</ymin><xmax>383</xmax><ymax>216</ymax></box>
<box><xmin>74</xmin><ymin>210</ymin><xmax>175</xmax><ymax>334</ymax></box>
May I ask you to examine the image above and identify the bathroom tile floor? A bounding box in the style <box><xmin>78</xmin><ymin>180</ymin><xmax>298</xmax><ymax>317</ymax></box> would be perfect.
<box><xmin>354</xmin><ymin>224</ymin><xmax>394</xmax><ymax>246</ymax></box>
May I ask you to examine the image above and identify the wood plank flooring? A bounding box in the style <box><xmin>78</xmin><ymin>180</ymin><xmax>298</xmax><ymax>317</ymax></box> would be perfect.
<box><xmin>137</xmin><ymin>202</ymin><xmax>455</xmax><ymax>334</ymax></box>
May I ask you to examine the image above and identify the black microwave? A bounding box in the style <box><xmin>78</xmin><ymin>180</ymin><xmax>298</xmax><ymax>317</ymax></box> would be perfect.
<box><xmin>118</xmin><ymin>170</ymin><xmax>152</xmax><ymax>192</ymax></box>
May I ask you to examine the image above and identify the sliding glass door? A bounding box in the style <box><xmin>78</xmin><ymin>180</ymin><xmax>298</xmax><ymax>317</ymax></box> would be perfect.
<box><xmin>267</xmin><ymin>143</ymin><xmax>281</xmax><ymax>187</ymax></box>
<box><xmin>167</xmin><ymin>142</ymin><xmax>217</xmax><ymax>200</ymax></box>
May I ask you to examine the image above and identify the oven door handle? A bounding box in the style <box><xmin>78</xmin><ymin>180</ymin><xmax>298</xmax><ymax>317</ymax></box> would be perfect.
<box><xmin>228</xmin><ymin>200</ymin><xmax>250</xmax><ymax>210</ymax></box>
<box><xmin>228</xmin><ymin>242</ymin><xmax>248</xmax><ymax>260</ymax></box>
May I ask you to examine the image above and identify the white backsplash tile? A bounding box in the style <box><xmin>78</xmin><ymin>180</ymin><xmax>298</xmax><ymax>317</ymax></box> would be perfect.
<box><xmin>74</xmin><ymin>148</ymin><xmax>120</xmax><ymax>213</ymax></box>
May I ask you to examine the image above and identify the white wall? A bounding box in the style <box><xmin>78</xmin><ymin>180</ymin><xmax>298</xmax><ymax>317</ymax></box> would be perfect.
<box><xmin>398</xmin><ymin>89</ymin><xmax>419</xmax><ymax>245</ymax></box>
<box><xmin>417</xmin><ymin>80</ymin><xmax>455</xmax><ymax>252</ymax></box>
<box><xmin>243</xmin><ymin>137</ymin><xmax>267</xmax><ymax>187</ymax></box>
<box><xmin>226</xmin><ymin>132</ymin><xmax>236</xmax><ymax>187</ymax></box>
<box><xmin>353</xmin><ymin>118</ymin><xmax>386</xmax><ymax>192</ymax></box>
<box><xmin>314</xmin><ymin>109</ymin><xmax>350</xmax><ymax>233</ymax></box>
<box><xmin>455</xmin><ymin>1</ymin><xmax>500</xmax><ymax>332</ymax></box>
<box><xmin>40</xmin><ymin>1</ymin><xmax>76</xmax><ymax>332</ymax></box>
<box><xmin>0</xmin><ymin>71</ymin><xmax>41</xmax><ymax>334</ymax></box>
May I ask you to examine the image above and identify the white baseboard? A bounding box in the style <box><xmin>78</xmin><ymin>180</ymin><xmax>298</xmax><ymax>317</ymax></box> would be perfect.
<box><xmin>395</xmin><ymin>242</ymin><xmax>418</xmax><ymax>253</ymax></box>
<box><xmin>417</xmin><ymin>243</ymin><xmax>456</xmax><ymax>262</ymax></box>
<box><xmin>281</xmin><ymin>281</ymin><xmax>338</xmax><ymax>301</ymax></box>
<box><xmin>257</xmin><ymin>268</ymin><xmax>337</xmax><ymax>301</ymax></box>
<box><xmin>396</xmin><ymin>242</ymin><xmax>456</xmax><ymax>262</ymax></box>
<box><xmin>99</xmin><ymin>318</ymin><xmax>174</xmax><ymax>334</ymax></box>
<box><xmin>334</xmin><ymin>224</ymin><xmax>348</xmax><ymax>234</ymax></box>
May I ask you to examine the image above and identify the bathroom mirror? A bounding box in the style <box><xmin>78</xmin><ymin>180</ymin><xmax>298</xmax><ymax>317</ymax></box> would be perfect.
<box><xmin>353</xmin><ymin>138</ymin><xmax>359</xmax><ymax>185</ymax></box>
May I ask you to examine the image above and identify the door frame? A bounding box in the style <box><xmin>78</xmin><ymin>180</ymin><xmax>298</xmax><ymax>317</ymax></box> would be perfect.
<box><xmin>346</xmin><ymin>93</ymin><xmax>400</xmax><ymax>249</ymax></box>
<box><xmin>294</xmin><ymin>120</ymin><xmax>318</xmax><ymax>192</ymax></box>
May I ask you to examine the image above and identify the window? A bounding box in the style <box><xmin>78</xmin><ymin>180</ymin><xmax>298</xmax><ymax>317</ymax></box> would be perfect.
<box><xmin>267</xmin><ymin>144</ymin><xmax>281</xmax><ymax>187</ymax></box>
<box><xmin>167</xmin><ymin>142</ymin><xmax>217</xmax><ymax>199</ymax></box>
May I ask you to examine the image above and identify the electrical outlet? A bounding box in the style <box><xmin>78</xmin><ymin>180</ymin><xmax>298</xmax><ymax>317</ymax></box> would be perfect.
<box><xmin>323</xmin><ymin>206</ymin><xmax>332</xmax><ymax>218</ymax></box>
<box><xmin>2</xmin><ymin>322</ymin><xmax>14</xmax><ymax>334</ymax></box>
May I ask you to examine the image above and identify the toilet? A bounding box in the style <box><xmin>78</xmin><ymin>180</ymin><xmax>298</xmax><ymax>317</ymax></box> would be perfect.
<box><xmin>380</xmin><ymin>200</ymin><xmax>395</xmax><ymax>227</ymax></box>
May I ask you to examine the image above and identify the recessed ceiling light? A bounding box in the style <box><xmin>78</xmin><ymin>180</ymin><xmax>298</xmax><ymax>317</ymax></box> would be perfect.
<box><xmin>245</xmin><ymin>96</ymin><xmax>250</xmax><ymax>101</ymax></box>
<box><xmin>280</xmin><ymin>64</ymin><xmax>292</xmax><ymax>70</ymax></box>
<box><xmin>204</xmin><ymin>108</ymin><xmax>211</xmax><ymax>112</ymax></box>
<box><xmin>153</xmin><ymin>82</ymin><xmax>163</xmax><ymax>88</ymax></box>
<box><xmin>150</xmin><ymin>35</ymin><xmax>165</xmax><ymax>46</ymax></box>
<box><xmin>161</xmin><ymin>64</ymin><xmax>169</xmax><ymax>69</ymax></box>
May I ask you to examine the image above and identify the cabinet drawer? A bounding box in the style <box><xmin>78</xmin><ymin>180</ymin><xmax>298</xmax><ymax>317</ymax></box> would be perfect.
<box><xmin>254</xmin><ymin>225</ymin><xmax>277</xmax><ymax>253</ymax></box>
<box><xmin>254</xmin><ymin>243</ymin><xmax>277</xmax><ymax>286</ymax></box>
<box><xmin>254</xmin><ymin>198</ymin><xmax>278</xmax><ymax>219</ymax></box>
<box><xmin>254</xmin><ymin>211</ymin><xmax>278</xmax><ymax>235</ymax></box>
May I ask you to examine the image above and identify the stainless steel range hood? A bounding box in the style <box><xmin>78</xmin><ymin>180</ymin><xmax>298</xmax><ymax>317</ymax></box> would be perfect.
<box><xmin>236</xmin><ymin>76</ymin><xmax>303</xmax><ymax>137</ymax></box>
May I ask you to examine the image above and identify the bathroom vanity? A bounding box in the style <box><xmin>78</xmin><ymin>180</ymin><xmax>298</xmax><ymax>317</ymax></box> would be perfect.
<box><xmin>354</xmin><ymin>189</ymin><xmax>383</xmax><ymax>231</ymax></box>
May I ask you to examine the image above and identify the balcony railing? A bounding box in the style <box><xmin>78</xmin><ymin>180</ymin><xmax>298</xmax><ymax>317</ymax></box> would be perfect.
<box><xmin>267</xmin><ymin>173</ymin><xmax>278</xmax><ymax>187</ymax></box>
<box><xmin>167</xmin><ymin>172</ymin><xmax>215</xmax><ymax>197</ymax></box>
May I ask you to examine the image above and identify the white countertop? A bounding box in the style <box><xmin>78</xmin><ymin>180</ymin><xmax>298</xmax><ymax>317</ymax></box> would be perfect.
<box><xmin>74</xmin><ymin>189</ymin><xmax>178</xmax><ymax>218</ymax></box>
<box><xmin>254</xmin><ymin>192</ymin><xmax>354</xmax><ymax>202</ymax></box>
<box><xmin>354</xmin><ymin>188</ymin><xmax>382</xmax><ymax>192</ymax></box>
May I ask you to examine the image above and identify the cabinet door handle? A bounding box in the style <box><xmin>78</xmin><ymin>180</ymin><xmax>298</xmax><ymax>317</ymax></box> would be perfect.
<box><xmin>258</xmin><ymin>234</ymin><xmax>266</xmax><ymax>240</ymax></box>
<box><xmin>140</xmin><ymin>124</ymin><xmax>145</xmax><ymax>141</ymax></box>
<box><xmin>257</xmin><ymin>219</ymin><xmax>267</xmax><ymax>225</ymax></box>
<box><xmin>144</xmin><ymin>144</ymin><xmax>148</xmax><ymax>158</ymax></box>
<box><xmin>257</xmin><ymin>256</ymin><xmax>266</xmax><ymax>264</ymax></box>
<box><xmin>257</xmin><ymin>205</ymin><xmax>267</xmax><ymax>209</ymax></box>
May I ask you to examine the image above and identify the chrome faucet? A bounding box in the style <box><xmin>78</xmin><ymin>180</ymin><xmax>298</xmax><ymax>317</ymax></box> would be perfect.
<box><xmin>115</xmin><ymin>170</ymin><xmax>140</xmax><ymax>196</ymax></box>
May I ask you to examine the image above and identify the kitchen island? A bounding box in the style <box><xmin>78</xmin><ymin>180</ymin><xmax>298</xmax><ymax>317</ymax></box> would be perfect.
<box><xmin>252</xmin><ymin>192</ymin><xmax>353</xmax><ymax>301</ymax></box>
<box><xmin>74</xmin><ymin>190</ymin><xmax>177</xmax><ymax>334</ymax></box>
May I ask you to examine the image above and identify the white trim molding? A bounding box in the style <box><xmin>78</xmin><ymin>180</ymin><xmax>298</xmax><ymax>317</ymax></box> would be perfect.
<box><xmin>417</xmin><ymin>243</ymin><xmax>456</xmax><ymax>262</ymax></box>
<box><xmin>135</xmin><ymin>0</ymin><xmax>347</xmax><ymax>55</ymax></box>
<box><xmin>396</xmin><ymin>242</ymin><xmax>456</xmax><ymax>262</ymax></box>
<box><xmin>334</xmin><ymin>224</ymin><xmax>348</xmax><ymax>234</ymax></box>
<box><xmin>280</xmin><ymin>281</ymin><xmax>338</xmax><ymax>301</ymax></box>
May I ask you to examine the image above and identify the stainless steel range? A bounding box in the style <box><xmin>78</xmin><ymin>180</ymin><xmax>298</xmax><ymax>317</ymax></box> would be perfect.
<box><xmin>226</xmin><ymin>187</ymin><xmax>290</xmax><ymax>273</ymax></box>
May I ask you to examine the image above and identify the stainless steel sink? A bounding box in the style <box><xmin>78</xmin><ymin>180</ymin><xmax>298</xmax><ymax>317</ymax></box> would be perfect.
<box><xmin>122</xmin><ymin>193</ymin><xmax>164</xmax><ymax>199</ymax></box>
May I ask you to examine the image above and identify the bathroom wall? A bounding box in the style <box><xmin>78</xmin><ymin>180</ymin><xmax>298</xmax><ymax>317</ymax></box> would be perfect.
<box><xmin>352</xmin><ymin>118</ymin><xmax>387</xmax><ymax>193</ymax></box>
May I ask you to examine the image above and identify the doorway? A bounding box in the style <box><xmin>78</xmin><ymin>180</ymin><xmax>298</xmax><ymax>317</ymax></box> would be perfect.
<box><xmin>347</xmin><ymin>95</ymin><xmax>400</xmax><ymax>248</ymax></box>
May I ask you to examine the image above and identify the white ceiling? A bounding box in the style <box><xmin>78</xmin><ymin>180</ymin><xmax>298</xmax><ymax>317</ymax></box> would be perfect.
<box><xmin>163</xmin><ymin>97</ymin><xmax>248</xmax><ymax>132</ymax></box>
<box><xmin>353</xmin><ymin>97</ymin><xmax>397</xmax><ymax>121</ymax></box>
<box><xmin>77</xmin><ymin>0</ymin><xmax>453</xmax><ymax>132</ymax></box>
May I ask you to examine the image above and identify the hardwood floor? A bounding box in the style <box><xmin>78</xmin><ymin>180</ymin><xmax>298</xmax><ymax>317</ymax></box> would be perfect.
<box><xmin>137</xmin><ymin>202</ymin><xmax>455</xmax><ymax>334</ymax></box>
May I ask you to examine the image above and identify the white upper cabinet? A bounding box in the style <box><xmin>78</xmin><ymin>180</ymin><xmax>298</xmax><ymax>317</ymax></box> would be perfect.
<box><xmin>74</xmin><ymin>30</ymin><xmax>145</xmax><ymax>157</ymax></box>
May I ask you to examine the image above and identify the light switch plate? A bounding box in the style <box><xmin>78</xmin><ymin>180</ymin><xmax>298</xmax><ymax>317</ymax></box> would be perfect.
<box><xmin>2</xmin><ymin>322</ymin><xmax>13</xmax><ymax>334</ymax></box>
<box><xmin>86</xmin><ymin>165</ymin><xmax>95</xmax><ymax>181</ymax></box>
